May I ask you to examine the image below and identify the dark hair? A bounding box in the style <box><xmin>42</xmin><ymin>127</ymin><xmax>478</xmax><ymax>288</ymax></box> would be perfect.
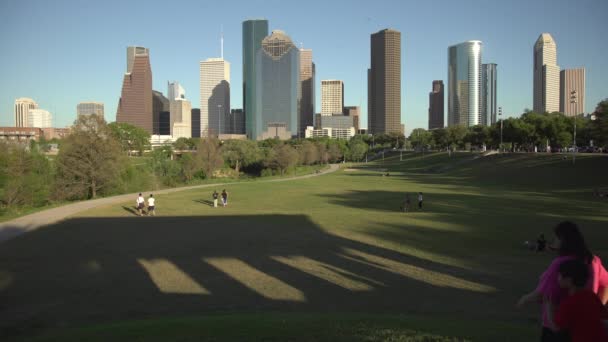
<box><xmin>559</xmin><ymin>259</ymin><xmax>589</xmax><ymax>287</ymax></box>
<box><xmin>554</xmin><ymin>221</ymin><xmax>593</xmax><ymax>264</ymax></box>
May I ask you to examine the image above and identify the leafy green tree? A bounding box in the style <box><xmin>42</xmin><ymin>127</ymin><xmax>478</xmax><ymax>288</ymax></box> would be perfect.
<box><xmin>223</xmin><ymin>139</ymin><xmax>262</xmax><ymax>176</ymax></box>
<box><xmin>431</xmin><ymin>128</ymin><xmax>449</xmax><ymax>149</ymax></box>
<box><xmin>108</xmin><ymin>122</ymin><xmax>151</xmax><ymax>156</ymax></box>
<box><xmin>409</xmin><ymin>128</ymin><xmax>432</xmax><ymax>150</ymax></box>
<box><xmin>55</xmin><ymin>115</ymin><xmax>124</xmax><ymax>199</ymax></box>
<box><xmin>446</xmin><ymin>125</ymin><xmax>467</xmax><ymax>149</ymax></box>
<box><xmin>347</xmin><ymin>136</ymin><xmax>368</xmax><ymax>161</ymax></box>
<box><xmin>590</xmin><ymin>100</ymin><xmax>608</xmax><ymax>148</ymax></box>
<box><xmin>197</xmin><ymin>137</ymin><xmax>224</xmax><ymax>179</ymax></box>
<box><xmin>298</xmin><ymin>140</ymin><xmax>319</xmax><ymax>165</ymax></box>
<box><xmin>267</xmin><ymin>144</ymin><xmax>299</xmax><ymax>176</ymax></box>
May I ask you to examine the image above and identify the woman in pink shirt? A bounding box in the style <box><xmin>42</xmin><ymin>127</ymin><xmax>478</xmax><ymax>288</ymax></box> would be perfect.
<box><xmin>517</xmin><ymin>221</ymin><xmax>608</xmax><ymax>342</ymax></box>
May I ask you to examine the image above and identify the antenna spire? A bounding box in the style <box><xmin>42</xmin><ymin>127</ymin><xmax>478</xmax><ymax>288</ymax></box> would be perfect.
<box><xmin>220</xmin><ymin>25</ymin><xmax>224</xmax><ymax>59</ymax></box>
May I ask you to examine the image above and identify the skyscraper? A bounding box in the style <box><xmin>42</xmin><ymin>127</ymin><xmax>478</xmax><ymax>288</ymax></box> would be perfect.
<box><xmin>560</xmin><ymin>68</ymin><xmax>585</xmax><ymax>116</ymax></box>
<box><xmin>428</xmin><ymin>80</ymin><xmax>444</xmax><ymax>129</ymax></box>
<box><xmin>191</xmin><ymin>108</ymin><xmax>201</xmax><ymax>138</ymax></box>
<box><xmin>533</xmin><ymin>33</ymin><xmax>560</xmax><ymax>113</ymax></box>
<box><xmin>254</xmin><ymin>30</ymin><xmax>300</xmax><ymax>140</ymax></box>
<box><xmin>168</xmin><ymin>81</ymin><xmax>185</xmax><ymax>100</ymax></box>
<box><xmin>299</xmin><ymin>48</ymin><xmax>315</xmax><ymax>138</ymax></box>
<box><xmin>200</xmin><ymin>58</ymin><xmax>230</xmax><ymax>137</ymax></box>
<box><xmin>481</xmin><ymin>64</ymin><xmax>497</xmax><ymax>126</ymax></box>
<box><xmin>14</xmin><ymin>98</ymin><xmax>38</xmax><ymax>127</ymax></box>
<box><xmin>117</xmin><ymin>46</ymin><xmax>153</xmax><ymax>133</ymax></box>
<box><xmin>243</xmin><ymin>19</ymin><xmax>269</xmax><ymax>139</ymax></box>
<box><xmin>170</xmin><ymin>98</ymin><xmax>192</xmax><ymax>138</ymax></box>
<box><xmin>448</xmin><ymin>40</ymin><xmax>482</xmax><ymax>127</ymax></box>
<box><xmin>152</xmin><ymin>91</ymin><xmax>170</xmax><ymax>135</ymax></box>
<box><xmin>343</xmin><ymin>106</ymin><xmax>360</xmax><ymax>132</ymax></box>
<box><xmin>321</xmin><ymin>80</ymin><xmax>344</xmax><ymax>116</ymax></box>
<box><xmin>27</xmin><ymin>109</ymin><xmax>52</xmax><ymax>128</ymax></box>
<box><xmin>77</xmin><ymin>102</ymin><xmax>104</xmax><ymax>119</ymax></box>
<box><xmin>368</xmin><ymin>29</ymin><xmax>401</xmax><ymax>134</ymax></box>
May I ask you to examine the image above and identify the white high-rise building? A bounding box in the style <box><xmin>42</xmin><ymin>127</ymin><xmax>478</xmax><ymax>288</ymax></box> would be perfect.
<box><xmin>14</xmin><ymin>98</ymin><xmax>38</xmax><ymax>127</ymax></box>
<box><xmin>168</xmin><ymin>81</ymin><xmax>185</xmax><ymax>101</ymax></box>
<box><xmin>28</xmin><ymin>109</ymin><xmax>52</xmax><ymax>128</ymax></box>
<box><xmin>321</xmin><ymin>80</ymin><xmax>344</xmax><ymax>116</ymax></box>
<box><xmin>77</xmin><ymin>102</ymin><xmax>104</xmax><ymax>118</ymax></box>
<box><xmin>200</xmin><ymin>58</ymin><xmax>230</xmax><ymax>137</ymax></box>
<box><xmin>170</xmin><ymin>98</ymin><xmax>192</xmax><ymax>138</ymax></box>
<box><xmin>533</xmin><ymin>33</ymin><xmax>560</xmax><ymax>114</ymax></box>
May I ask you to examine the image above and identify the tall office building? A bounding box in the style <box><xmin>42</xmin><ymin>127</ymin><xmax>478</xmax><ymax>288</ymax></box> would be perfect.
<box><xmin>481</xmin><ymin>64</ymin><xmax>497</xmax><ymax>126</ymax></box>
<box><xmin>560</xmin><ymin>68</ymin><xmax>585</xmax><ymax>116</ymax></box>
<box><xmin>428</xmin><ymin>80</ymin><xmax>444</xmax><ymax>129</ymax></box>
<box><xmin>243</xmin><ymin>19</ymin><xmax>269</xmax><ymax>139</ymax></box>
<box><xmin>254</xmin><ymin>30</ymin><xmax>300</xmax><ymax>140</ymax></box>
<box><xmin>77</xmin><ymin>102</ymin><xmax>104</xmax><ymax>119</ymax></box>
<box><xmin>170</xmin><ymin>98</ymin><xmax>192</xmax><ymax>138</ymax></box>
<box><xmin>28</xmin><ymin>109</ymin><xmax>52</xmax><ymax>128</ymax></box>
<box><xmin>168</xmin><ymin>81</ymin><xmax>185</xmax><ymax>100</ymax></box>
<box><xmin>191</xmin><ymin>108</ymin><xmax>201</xmax><ymax>138</ymax></box>
<box><xmin>299</xmin><ymin>48</ymin><xmax>315</xmax><ymax>138</ymax></box>
<box><xmin>448</xmin><ymin>40</ymin><xmax>482</xmax><ymax>127</ymax></box>
<box><xmin>117</xmin><ymin>46</ymin><xmax>153</xmax><ymax>133</ymax></box>
<box><xmin>533</xmin><ymin>33</ymin><xmax>560</xmax><ymax>113</ymax></box>
<box><xmin>14</xmin><ymin>98</ymin><xmax>38</xmax><ymax>127</ymax></box>
<box><xmin>229</xmin><ymin>109</ymin><xmax>246</xmax><ymax>134</ymax></box>
<box><xmin>368</xmin><ymin>28</ymin><xmax>401</xmax><ymax>134</ymax></box>
<box><xmin>343</xmin><ymin>106</ymin><xmax>360</xmax><ymax>132</ymax></box>
<box><xmin>200</xmin><ymin>58</ymin><xmax>230</xmax><ymax>136</ymax></box>
<box><xmin>152</xmin><ymin>90</ymin><xmax>170</xmax><ymax>135</ymax></box>
<box><xmin>321</xmin><ymin>80</ymin><xmax>344</xmax><ymax>116</ymax></box>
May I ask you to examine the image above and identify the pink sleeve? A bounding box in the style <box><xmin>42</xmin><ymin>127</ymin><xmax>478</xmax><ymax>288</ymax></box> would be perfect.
<box><xmin>591</xmin><ymin>256</ymin><xmax>608</xmax><ymax>292</ymax></box>
<box><xmin>536</xmin><ymin>257</ymin><xmax>573</xmax><ymax>301</ymax></box>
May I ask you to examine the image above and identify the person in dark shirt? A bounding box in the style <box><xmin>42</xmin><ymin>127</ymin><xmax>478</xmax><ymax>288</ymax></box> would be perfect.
<box><xmin>536</xmin><ymin>234</ymin><xmax>547</xmax><ymax>252</ymax></box>
<box><xmin>553</xmin><ymin>259</ymin><xmax>608</xmax><ymax>342</ymax></box>
<box><xmin>212</xmin><ymin>190</ymin><xmax>219</xmax><ymax>208</ymax></box>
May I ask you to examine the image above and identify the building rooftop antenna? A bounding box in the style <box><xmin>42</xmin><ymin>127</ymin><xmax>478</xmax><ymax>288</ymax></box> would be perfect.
<box><xmin>220</xmin><ymin>24</ymin><xmax>224</xmax><ymax>59</ymax></box>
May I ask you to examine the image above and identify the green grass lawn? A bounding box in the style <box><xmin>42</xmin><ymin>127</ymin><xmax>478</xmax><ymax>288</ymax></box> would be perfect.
<box><xmin>1</xmin><ymin>152</ymin><xmax>607</xmax><ymax>341</ymax></box>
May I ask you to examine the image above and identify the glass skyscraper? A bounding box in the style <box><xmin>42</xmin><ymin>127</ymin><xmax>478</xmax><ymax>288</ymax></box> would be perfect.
<box><xmin>448</xmin><ymin>41</ymin><xmax>482</xmax><ymax>127</ymax></box>
<box><xmin>254</xmin><ymin>30</ymin><xmax>300</xmax><ymax>140</ymax></box>
<box><xmin>481</xmin><ymin>63</ymin><xmax>497</xmax><ymax>126</ymax></box>
<box><xmin>242</xmin><ymin>19</ymin><xmax>269</xmax><ymax>139</ymax></box>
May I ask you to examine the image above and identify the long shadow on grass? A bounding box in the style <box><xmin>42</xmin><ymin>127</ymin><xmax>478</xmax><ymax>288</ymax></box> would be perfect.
<box><xmin>0</xmin><ymin>215</ymin><xmax>504</xmax><ymax>339</ymax></box>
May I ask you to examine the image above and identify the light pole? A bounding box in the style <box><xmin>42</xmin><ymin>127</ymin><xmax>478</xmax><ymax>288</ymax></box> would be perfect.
<box><xmin>570</xmin><ymin>90</ymin><xmax>577</xmax><ymax>165</ymax></box>
<box><xmin>499</xmin><ymin>106</ymin><xmax>503</xmax><ymax>152</ymax></box>
<box><xmin>217</xmin><ymin>104</ymin><xmax>222</xmax><ymax>137</ymax></box>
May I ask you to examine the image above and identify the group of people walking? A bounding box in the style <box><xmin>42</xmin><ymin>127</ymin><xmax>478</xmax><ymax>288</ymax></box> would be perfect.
<box><xmin>212</xmin><ymin>189</ymin><xmax>229</xmax><ymax>208</ymax></box>
<box><xmin>136</xmin><ymin>193</ymin><xmax>155</xmax><ymax>216</ymax></box>
<box><xmin>517</xmin><ymin>221</ymin><xmax>608</xmax><ymax>341</ymax></box>
<box><xmin>401</xmin><ymin>192</ymin><xmax>423</xmax><ymax>212</ymax></box>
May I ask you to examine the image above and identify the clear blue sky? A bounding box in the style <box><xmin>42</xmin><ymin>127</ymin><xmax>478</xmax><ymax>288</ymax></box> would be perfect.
<box><xmin>1</xmin><ymin>0</ymin><xmax>606</xmax><ymax>134</ymax></box>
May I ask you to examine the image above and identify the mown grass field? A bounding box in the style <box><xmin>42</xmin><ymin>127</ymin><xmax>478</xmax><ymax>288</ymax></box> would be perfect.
<box><xmin>1</xmin><ymin>152</ymin><xmax>607</xmax><ymax>341</ymax></box>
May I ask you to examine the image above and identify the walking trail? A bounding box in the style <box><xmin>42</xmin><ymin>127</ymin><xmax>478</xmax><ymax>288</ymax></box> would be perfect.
<box><xmin>0</xmin><ymin>164</ymin><xmax>340</xmax><ymax>243</ymax></box>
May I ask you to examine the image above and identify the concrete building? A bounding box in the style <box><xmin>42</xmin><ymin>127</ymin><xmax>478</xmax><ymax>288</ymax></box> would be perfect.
<box><xmin>14</xmin><ymin>98</ymin><xmax>38</xmax><ymax>127</ymax></box>
<box><xmin>481</xmin><ymin>64</ymin><xmax>497</xmax><ymax>125</ymax></box>
<box><xmin>560</xmin><ymin>68</ymin><xmax>585</xmax><ymax>116</ymax></box>
<box><xmin>368</xmin><ymin>29</ymin><xmax>401</xmax><ymax>134</ymax></box>
<box><xmin>228</xmin><ymin>109</ymin><xmax>246</xmax><ymax>134</ymax></box>
<box><xmin>533</xmin><ymin>33</ymin><xmax>560</xmax><ymax>113</ymax></box>
<box><xmin>117</xmin><ymin>46</ymin><xmax>153</xmax><ymax>133</ymax></box>
<box><xmin>448</xmin><ymin>40</ymin><xmax>482</xmax><ymax>127</ymax></box>
<box><xmin>168</xmin><ymin>81</ymin><xmax>185</xmax><ymax>100</ymax></box>
<box><xmin>28</xmin><ymin>109</ymin><xmax>52</xmax><ymax>128</ymax></box>
<box><xmin>321</xmin><ymin>80</ymin><xmax>344</xmax><ymax>116</ymax></box>
<box><xmin>242</xmin><ymin>19</ymin><xmax>269</xmax><ymax>140</ymax></box>
<box><xmin>170</xmin><ymin>98</ymin><xmax>192</xmax><ymax>139</ymax></box>
<box><xmin>299</xmin><ymin>48</ymin><xmax>315</xmax><ymax>138</ymax></box>
<box><xmin>0</xmin><ymin>127</ymin><xmax>43</xmax><ymax>142</ymax></box>
<box><xmin>428</xmin><ymin>80</ymin><xmax>444</xmax><ymax>129</ymax></box>
<box><xmin>254</xmin><ymin>30</ymin><xmax>300</xmax><ymax>140</ymax></box>
<box><xmin>191</xmin><ymin>108</ymin><xmax>201</xmax><ymax>138</ymax></box>
<box><xmin>343</xmin><ymin>106</ymin><xmax>360</xmax><ymax>132</ymax></box>
<box><xmin>77</xmin><ymin>102</ymin><xmax>104</xmax><ymax>119</ymax></box>
<box><xmin>200</xmin><ymin>58</ymin><xmax>230</xmax><ymax>137</ymax></box>
<box><xmin>311</xmin><ymin>113</ymin><xmax>356</xmax><ymax>139</ymax></box>
<box><xmin>305</xmin><ymin>126</ymin><xmax>355</xmax><ymax>140</ymax></box>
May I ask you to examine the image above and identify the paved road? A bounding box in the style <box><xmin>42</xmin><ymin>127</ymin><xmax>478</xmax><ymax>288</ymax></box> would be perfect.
<box><xmin>0</xmin><ymin>164</ymin><xmax>340</xmax><ymax>243</ymax></box>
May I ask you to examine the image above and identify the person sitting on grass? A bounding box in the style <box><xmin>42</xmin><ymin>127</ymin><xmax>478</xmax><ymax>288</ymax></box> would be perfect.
<box><xmin>552</xmin><ymin>259</ymin><xmax>608</xmax><ymax>342</ymax></box>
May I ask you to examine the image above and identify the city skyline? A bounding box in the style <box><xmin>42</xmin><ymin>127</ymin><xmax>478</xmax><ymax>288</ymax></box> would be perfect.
<box><xmin>1</xmin><ymin>0</ymin><xmax>606</xmax><ymax>134</ymax></box>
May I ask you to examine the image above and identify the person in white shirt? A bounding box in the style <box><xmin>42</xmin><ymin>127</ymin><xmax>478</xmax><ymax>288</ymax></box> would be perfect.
<box><xmin>147</xmin><ymin>194</ymin><xmax>155</xmax><ymax>216</ymax></box>
<box><xmin>418</xmin><ymin>192</ymin><xmax>423</xmax><ymax>211</ymax></box>
<box><xmin>136</xmin><ymin>193</ymin><xmax>145</xmax><ymax>216</ymax></box>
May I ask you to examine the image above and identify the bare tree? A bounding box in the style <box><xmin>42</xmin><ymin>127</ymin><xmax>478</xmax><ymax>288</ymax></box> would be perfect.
<box><xmin>196</xmin><ymin>137</ymin><xmax>224</xmax><ymax>178</ymax></box>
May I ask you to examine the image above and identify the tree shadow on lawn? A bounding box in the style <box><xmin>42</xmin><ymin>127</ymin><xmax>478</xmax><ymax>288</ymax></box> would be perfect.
<box><xmin>194</xmin><ymin>199</ymin><xmax>215</xmax><ymax>207</ymax></box>
<box><xmin>0</xmin><ymin>215</ymin><xmax>508</xmax><ymax>340</ymax></box>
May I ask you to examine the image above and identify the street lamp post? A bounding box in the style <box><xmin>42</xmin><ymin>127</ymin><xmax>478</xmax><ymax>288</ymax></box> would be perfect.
<box><xmin>570</xmin><ymin>90</ymin><xmax>577</xmax><ymax>165</ymax></box>
<box><xmin>499</xmin><ymin>106</ymin><xmax>503</xmax><ymax>152</ymax></box>
<box><xmin>217</xmin><ymin>104</ymin><xmax>222</xmax><ymax>138</ymax></box>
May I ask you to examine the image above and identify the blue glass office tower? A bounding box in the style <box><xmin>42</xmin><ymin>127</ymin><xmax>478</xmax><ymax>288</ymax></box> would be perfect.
<box><xmin>448</xmin><ymin>41</ymin><xmax>482</xmax><ymax>127</ymax></box>
<box><xmin>481</xmin><ymin>63</ymin><xmax>497</xmax><ymax>126</ymax></box>
<box><xmin>242</xmin><ymin>19</ymin><xmax>269</xmax><ymax>139</ymax></box>
<box><xmin>254</xmin><ymin>30</ymin><xmax>300</xmax><ymax>140</ymax></box>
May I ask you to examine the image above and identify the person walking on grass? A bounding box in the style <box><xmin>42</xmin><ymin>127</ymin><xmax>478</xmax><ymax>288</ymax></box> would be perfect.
<box><xmin>212</xmin><ymin>190</ymin><xmax>219</xmax><ymax>208</ymax></box>
<box><xmin>552</xmin><ymin>259</ymin><xmax>608</xmax><ymax>342</ymax></box>
<box><xmin>221</xmin><ymin>189</ymin><xmax>228</xmax><ymax>207</ymax></box>
<box><xmin>147</xmin><ymin>194</ymin><xmax>155</xmax><ymax>216</ymax></box>
<box><xmin>136</xmin><ymin>193</ymin><xmax>145</xmax><ymax>216</ymax></box>
<box><xmin>517</xmin><ymin>221</ymin><xmax>608</xmax><ymax>342</ymax></box>
<box><xmin>418</xmin><ymin>192</ymin><xmax>423</xmax><ymax>211</ymax></box>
